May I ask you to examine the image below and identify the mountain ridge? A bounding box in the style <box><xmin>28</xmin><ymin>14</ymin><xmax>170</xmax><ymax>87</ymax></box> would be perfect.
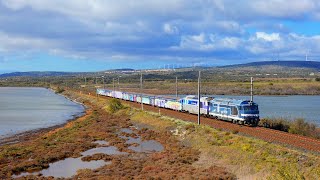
<box><xmin>1</xmin><ymin>61</ymin><xmax>319</xmax><ymax>78</ymax></box>
<box><xmin>220</xmin><ymin>60</ymin><xmax>320</xmax><ymax>70</ymax></box>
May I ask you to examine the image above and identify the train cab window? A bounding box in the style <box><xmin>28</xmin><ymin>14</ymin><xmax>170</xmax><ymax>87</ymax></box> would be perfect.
<box><xmin>243</xmin><ymin>106</ymin><xmax>250</xmax><ymax>111</ymax></box>
<box><xmin>243</xmin><ymin>105</ymin><xmax>258</xmax><ymax>111</ymax></box>
<box><xmin>251</xmin><ymin>105</ymin><xmax>258</xmax><ymax>111</ymax></box>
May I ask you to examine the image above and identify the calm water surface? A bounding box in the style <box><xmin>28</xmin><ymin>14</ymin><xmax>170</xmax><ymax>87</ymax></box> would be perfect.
<box><xmin>176</xmin><ymin>94</ymin><xmax>320</xmax><ymax>126</ymax></box>
<box><xmin>214</xmin><ymin>95</ymin><xmax>320</xmax><ymax>126</ymax></box>
<box><xmin>0</xmin><ymin>87</ymin><xmax>84</xmax><ymax>138</ymax></box>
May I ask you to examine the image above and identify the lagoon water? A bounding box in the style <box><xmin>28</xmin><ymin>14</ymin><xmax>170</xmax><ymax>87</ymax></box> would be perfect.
<box><xmin>0</xmin><ymin>87</ymin><xmax>84</xmax><ymax>139</ymax></box>
<box><xmin>176</xmin><ymin>94</ymin><xmax>320</xmax><ymax>126</ymax></box>
<box><xmin>214</xmin><ymin>95</ymin><xmax>320</xmax><ymax>126</ymax></box>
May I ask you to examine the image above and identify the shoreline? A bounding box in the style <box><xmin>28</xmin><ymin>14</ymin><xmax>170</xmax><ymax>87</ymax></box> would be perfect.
<box><xmin>0</xmin><ymin>109</ymin><xmax>89</xmax><ymax>146</ymax></box>
<box><xmin>0</xmin><ymin>88</ymin><xmax>87</xmax><ymax>146</ymax></box>
<box><xmin>1</xmin><ymin>89</ymin><xmax>320</xmax><ymax>179</ymax></box>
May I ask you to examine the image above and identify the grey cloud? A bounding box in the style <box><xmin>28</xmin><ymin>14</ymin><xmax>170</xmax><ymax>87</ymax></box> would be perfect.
<box><xmin>0</xmin><ymin>0</ymin><xmax>320</xmax><ymax>65</ymax></box>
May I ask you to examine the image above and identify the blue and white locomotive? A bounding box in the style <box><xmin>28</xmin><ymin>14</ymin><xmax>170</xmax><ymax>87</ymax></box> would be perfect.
<box><xmin>208</xmin><ymin>98</ymin><xmax>259</xmax><ymax>125</ymax></box>
<box><xmin>97</xmin><ymin>88</ymin><xmax>260</xmax><ymax>126</ymax></box>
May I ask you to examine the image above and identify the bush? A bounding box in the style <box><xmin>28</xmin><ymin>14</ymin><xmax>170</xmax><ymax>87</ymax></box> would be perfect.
<box><xmin>259</xmin><ymin>118</ymin><xmax>290</xmax><ymax>132</ymax></box>
<box><xmin>55</xmin><ymin>87</ymin><xmax>65</xmax><ymax>94</ymax></box>
<box><xmin>288</xmin><ymin>118</ymin><xmax>317</xmax><ymax>137</ymax></box>
<box><xmin>107</xmin><ymin>99</ymin><xmax>124</xmax><ymax>113</ymax></box>
<box><xmin>260</xmin><ymin>117</ymin><xmax>320</xmax><ymax>139</ymax></box>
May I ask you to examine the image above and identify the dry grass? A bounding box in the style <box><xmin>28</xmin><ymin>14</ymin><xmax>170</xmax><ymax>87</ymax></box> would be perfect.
<box><xmin>129</xmin><ymin>109</ymin><xmax>320</xmax><ymax>179</ymax></box>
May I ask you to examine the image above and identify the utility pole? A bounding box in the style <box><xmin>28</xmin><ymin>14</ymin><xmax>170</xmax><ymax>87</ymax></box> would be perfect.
<box><xmin>113</xmin><ymin>78</ymin><xmax>115</xmax><ymax>91</ymax></box>
<box><xmin>84</xmin><ymin>77</ymin><xmax>87</xmax><ymax>85</ymax></box>
<box><xmin>198</xmin><ymin>71</ymin><xmax>201</xmax><ymax>125</ymax></box>
<box><xmin>175</xmin><ymin>76</ymin><xmax>178</xmax><ymax>98</ymax></box>
<box><xmin>306</xmin><ymin>53</ymin><xmax>308</xmax><ymax>61</ymax></box>
<box><xmin>118</xmin><ymin>77</ymin><xmax>120</xmax><ymax>90</ymax></box>
<box><xmin>102</xmin><ymin>76</ymin><xmax>105</xmax><ymax>89</ymax></box>
<box><xmin>250</xmin><ymin>77</ymin><xmax>253</xmax><ymax>103</ymax></box>
<box><xmin>140</xmin><ymin>72</ymin><xmax>143</xmax><ymax>110</ymax></box>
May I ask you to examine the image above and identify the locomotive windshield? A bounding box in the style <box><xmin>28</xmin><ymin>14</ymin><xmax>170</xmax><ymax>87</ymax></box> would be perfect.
<box><xmin>243</xmin><ymin>105</ymin><xmax>258</xmax><ymax>111</ymax></box>
<box><xmin>240</xmin><ymin>105</ymin><xmax>259</xmax><ymax>112</ymax></box>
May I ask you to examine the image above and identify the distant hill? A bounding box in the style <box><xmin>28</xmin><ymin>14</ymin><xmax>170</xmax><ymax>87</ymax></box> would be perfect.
<box><xmin>106</xmin><ymin>68</ymin><xmax>135</xmax><ymax>72</ymax></box>
<box><xmin>220</xmin><ymin>61</ymin><xmax>320</xmax><ymax>70</ymax></box>
<box><xmin>1</xmin><ymin>61</ymin><xmax>319</xmax><ymax>78</ymax></box>
<box><xmin>0</xmin><ymin>71</ymin><xmax>76</xmax><ymax>78</ymax></box>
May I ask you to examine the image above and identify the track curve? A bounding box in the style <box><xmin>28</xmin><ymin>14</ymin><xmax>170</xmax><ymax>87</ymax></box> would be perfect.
<box><xmin>102</xmin><ymin>96</ymin><xmax>320</xmax><ymax>153</ymax></box>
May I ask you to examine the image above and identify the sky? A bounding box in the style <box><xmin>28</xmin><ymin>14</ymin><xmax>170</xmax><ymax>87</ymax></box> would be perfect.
<box><xmin>1</xmin><ymin>0</ymin><xmax>320</xmax><ymax>72</ymax></box>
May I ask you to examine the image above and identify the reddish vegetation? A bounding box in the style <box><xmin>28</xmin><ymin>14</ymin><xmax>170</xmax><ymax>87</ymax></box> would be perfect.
<box><xmin>111</xmin><ymin>96</ymin><xmax>320</xmax><ymax>153</ymax></box>
<box><xmin>0</xmin><ymin>95</ymin><xmax>236</xmax><ymax>179</ymax></box>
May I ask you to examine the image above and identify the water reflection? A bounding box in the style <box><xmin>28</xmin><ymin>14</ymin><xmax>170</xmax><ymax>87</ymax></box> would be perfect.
<box><xmin>120</xmin><ymin>128</ymin><xmax>164</xmax><ymax>153</ymax></box>
<box><xmin>13</xmin><ymin>157</ymin><xmax>109</xmax><ymax>178</ymax></box>
<box><xmin>0</xmin><ymin>87</ymin><xmax>85</xmax><ymax>138</ymax></box>
<box><xmin>120</xmin><ymin>128</ymin><xmax>134</xmax><ymax>134</ymax></box>
<box><xmin>13</xmin><ymin>140</ymin><xmax>123</xmax><ymax>179</ymax></box>
<box><xmin>81</xmin><ymin>146</ymin><xmax>127</xmax><ymax>156</ymax></box>
<box><xmin>128</xmin><ymin>139</ymin><xmax>164</xmax><ymax>153</ymax></box>
<box><xmin>13</xmin><ymin>128</ymin><xmax>164</xmax><ymax>178</ymax></box>
<box><xmin>94</xmin><ymin>140</ymin><xmax>109</xmax><ymax>145</ymax></box>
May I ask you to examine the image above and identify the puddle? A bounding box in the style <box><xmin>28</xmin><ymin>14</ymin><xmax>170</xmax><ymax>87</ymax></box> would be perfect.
<box><xmin>13</xmin><ymin>157</ymin><xmax>110</xmax><ymax>178</ymax></box>
<box><xmin>120</xmin><ymin>128</ymin><xmax>134</xmax><ymax>134</ymax></box>
<box><xmin>13</xmin><ymin>143</ymin><xmax>124</xmax><ymax>179</ymax></box>
<box><xmin>14</xmin><ymin>128</ymin><xmax>164</xmax><ymax>178</ymax></box>
<box><xmin>126</xmin><ymin>136</ymin><xmax>141</xmax><ymax>144</ymax></box>
<box><xmin>81</xmin><ymin>146</ymin><xmax>127</xmax><ymax>156</ymax></box>
<box><xmin>94</xmin><ymin>140</ymin><xmax>109</xmax><ymax>145</ymax></box>
<box><xmin>128</xmin><ymin>139</ymin><xmax>164</xmax><ymax>153</ymax></box>
<box><xmin>119</xmin><ymin>129</ymin><xmax>164</xmax><ymax>153</ymax></box>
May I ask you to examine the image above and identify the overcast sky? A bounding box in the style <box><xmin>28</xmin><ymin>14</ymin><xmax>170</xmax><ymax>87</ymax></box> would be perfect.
<box><xmin>0</xmin><ymin>0</ymin><xmax>320</xmax><ymax>72</ymax></box>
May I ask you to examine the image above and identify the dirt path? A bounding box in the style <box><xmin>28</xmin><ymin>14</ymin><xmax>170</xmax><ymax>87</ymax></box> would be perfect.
<box><xmin>102</xmin><ymin>96</ymin><xmax>320</xmax><ymax>153</ymax></box>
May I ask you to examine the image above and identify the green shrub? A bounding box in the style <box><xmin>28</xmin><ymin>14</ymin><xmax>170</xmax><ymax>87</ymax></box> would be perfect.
<box><xmin>289</xmin><ymin>118</ymin><xmax>317</xmax><ymax>137</ymax></box>
<box><xmin>260</xmin><ymin>117</ymin><xmax>320</xmax><ymax>139</ymax></box>
<box><xmin>107</xmin><ymin>99</ymin><xmax>124</xmax><ymax>113</ymax></box>
<box><xmin>55</xmin><ymin>87</ymin><xmax>65</xmax><ymax>94</ymax></box>
<box><xmin>259</xmin><ymin>118</ymin><xmax>290</xmax><ymax>132</ymax></box>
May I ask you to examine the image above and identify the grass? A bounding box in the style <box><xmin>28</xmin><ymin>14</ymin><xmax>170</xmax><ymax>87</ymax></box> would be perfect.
<box><xmin>70</xmin><ymin>90</ymin><xmax>320</xmax><ymax>179</ymax></box>
<box><xmin>1</xmin><ymin>90</ymin><xmax>320</xmax><ymax>179</ymax></box>
<box><xmin>128</xmin><ymin>108</ymin><xmax>320</xmax><ymax>179</ymax></box>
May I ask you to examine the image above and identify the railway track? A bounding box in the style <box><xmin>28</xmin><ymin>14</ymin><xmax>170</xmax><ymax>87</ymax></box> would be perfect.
<box><xmin>101</xmin><ymin>96</ymin><xmax>320</xmax><ymax>153</ymax></box>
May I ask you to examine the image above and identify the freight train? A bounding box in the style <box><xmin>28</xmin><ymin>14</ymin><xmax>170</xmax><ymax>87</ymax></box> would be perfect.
<box><xmin>97</xmin><ymin>89</ymin><xmax>260</xmax><ymax>126</ymax></box>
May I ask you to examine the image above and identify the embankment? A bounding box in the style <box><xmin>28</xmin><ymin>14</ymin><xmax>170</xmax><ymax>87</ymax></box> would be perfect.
<box><xmin>0</xmin><ymin>90</ymin><xmax>319</xmax><ymax>179</ymax></box>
